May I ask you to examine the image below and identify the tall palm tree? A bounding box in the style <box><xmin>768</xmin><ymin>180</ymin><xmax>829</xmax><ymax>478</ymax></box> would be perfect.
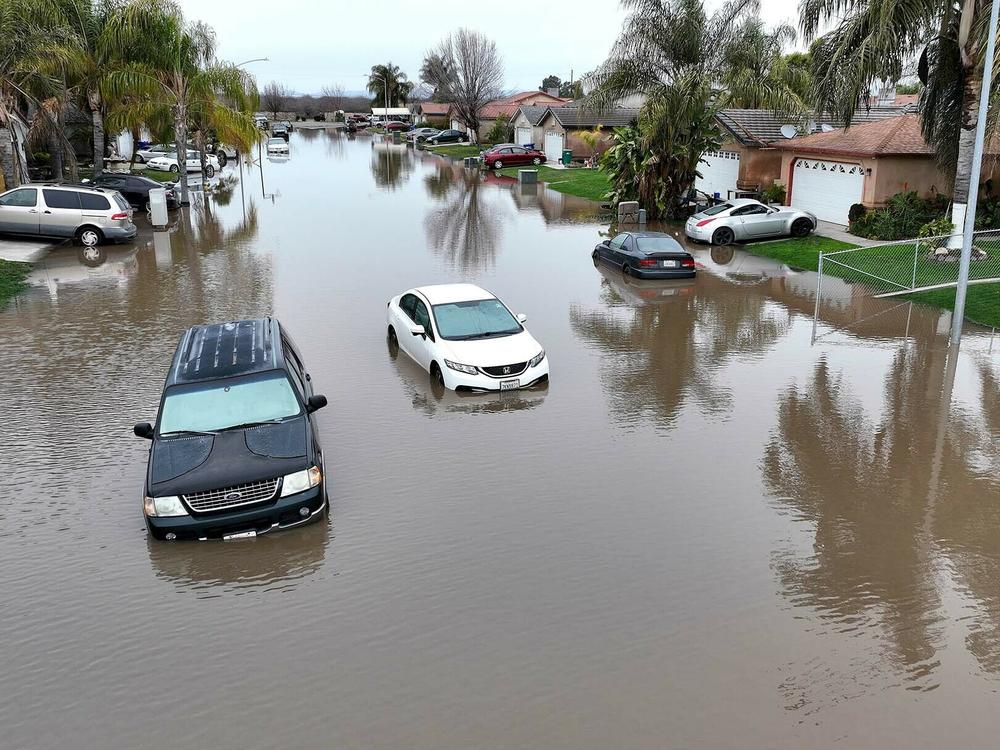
<box><xmin>367</xmin><ymin>63</ymin><xmax>413</xmax><ymax>109</ymax></box>
<box><xmin>102</xmin><ymin>0</ymin><xmax>258</xmax><ymax>207</ymax></box>
<box><xmin>801</xmin><ymin>0</ymin><xmax>995</xmax><ymax>237</ymax></box>
<box><xmin>719</xmin><ymin>19</ymin><xmax>812</xmax><ymax>112</ymax></box>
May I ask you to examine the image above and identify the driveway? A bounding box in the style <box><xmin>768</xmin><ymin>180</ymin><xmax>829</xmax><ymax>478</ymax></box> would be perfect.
<box><xmin>0</xmin><ymin>237</ymin><xmax>54</xmax><ymax>263</ymax></box>
<box><xmin>815</xmin><ymin>220</ymin><xmax>880</xmax><ymax>247</ymax></box>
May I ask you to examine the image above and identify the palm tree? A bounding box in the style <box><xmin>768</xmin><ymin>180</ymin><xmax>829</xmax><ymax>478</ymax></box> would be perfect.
<box><xmin>102</xmin><ymin>0</ymin><xmax>258</xmax><ymax>207</ymax></box>
<box><xmin>719</xmin><ymin>19</ymin><xmax>812</xmax><ymax>112</ymax></box>
<box><xmin>801</xmin><ymin>0</ymin><xmax>995</xmax><ymax>237</ymax></box>
<box><xmin>367</xmin><ymin>63</ymin><xmax>413</xmax><ymax>109</ymax></box>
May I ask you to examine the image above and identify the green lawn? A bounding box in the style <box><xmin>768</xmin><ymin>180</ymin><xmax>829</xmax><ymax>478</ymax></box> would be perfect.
<box><xmin>426</xmin><ymin>143</ymin><xmax>493</xmax><ymax>159</ymax></box>
<box><xmin>496</xmin><ymin>166</ymin><xmax>611</xmax><ymax>202</ymax></box>
<box><xmin>746</xmin><ymin>235</ymin><xmax>1000</xmax><ymax>328</ymax></box>
<box><xmin>0</xmin><ymin>259</ymin><xmax>31</xmax><ymax>310</ymax></box>
<box><xmin>140</xmin><ymin>169</ymin><xmax>177</xmax><ymax>182</ymax></box>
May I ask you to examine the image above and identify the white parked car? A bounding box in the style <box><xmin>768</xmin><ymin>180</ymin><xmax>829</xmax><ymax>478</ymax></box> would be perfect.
<box><xmin>146</xmin><ymin>150</ymin><xmax>220</xmax><ymax>176</ymax></box>
<box><xmin>386</xmin><ymin>283</ymin><xmax>549</xmax><ymax>392</ymax></box>
<box><xmin>266</xmin><ymin>137</ymin><xmax>289</xmax><ymax>154</ymax></box>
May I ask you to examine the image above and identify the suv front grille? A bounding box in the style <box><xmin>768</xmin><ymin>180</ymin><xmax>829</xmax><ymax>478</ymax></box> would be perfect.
<box><xmin>183</xmin><ymin>477</ymin><xmax>280</xmax><ymax>513</ymax></box>
<box><xmin>479</xmin><ymin>361</ymin><xmax>528</xmax><ymax>378</ymax></box>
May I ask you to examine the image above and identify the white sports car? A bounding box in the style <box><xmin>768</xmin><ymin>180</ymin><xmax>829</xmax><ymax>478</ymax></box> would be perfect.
<box><xmin>386</xmin><ymin>283</ymin><xmax>549</xmax><ymax>392</ymax></box>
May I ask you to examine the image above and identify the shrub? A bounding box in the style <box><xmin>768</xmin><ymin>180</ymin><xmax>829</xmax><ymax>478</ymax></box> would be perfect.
<box><xmin>976</xmin><ymin>196</ymin><xmax>1000</xmax><ymax>230</ymax></box>
<box><xmin>848</xmin><ymin>203</ymin><xmax>867</xmax><ymax>223</ymax></box>
<box><xmin>414</xmin><ymin>120</ymin><xmax>433</xmax><ymax>129</ymax></box>
<box><xmin>485</xmin><ymin>115</ymin><xmax>513</xmax><ymax>145</ymax></box>
<box><xmin>848</xmin><ymin>191</ymin><xmax>949</xmax><ymax>240</ymax></box>
<box><xmin>761</xmin><ymin>183</ymin><xmax>786</xmax><ymax>205</ymax></box>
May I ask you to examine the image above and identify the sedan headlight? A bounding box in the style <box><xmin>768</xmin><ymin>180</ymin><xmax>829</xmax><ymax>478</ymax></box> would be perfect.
<box><xmin>280</xmin><ymin>466</ymin><xmax>322</xmax><ymax>497</ymax></box>
<box><xmin>529</xmin><ymin>349</ymin><xmax>545</xmax><ymax>368</ymax></box>
<box><xmin>143</xmin><ymin>495</ymin><xmax>188</xmax><ymax>517</ymax></box>
<box><xmin>444</xmin><ymin>359</ymin><xmax>478</xmax><ymax>375</ymax></box>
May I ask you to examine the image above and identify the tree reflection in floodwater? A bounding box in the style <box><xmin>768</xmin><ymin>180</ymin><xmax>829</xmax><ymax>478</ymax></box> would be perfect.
<box><xmin>371</xmin><ymin>141</ymin><xmax>414</xmax><ymax>190</ymax></box>
<box><xmin>424</xmin><ymin>169</ymin><xmax>505</xmax><ymax>271</ymax></box>
<box><xmin>571</xmin><ymin>263</ymin><xmax>789</xmax><ymax>430</ymax></box>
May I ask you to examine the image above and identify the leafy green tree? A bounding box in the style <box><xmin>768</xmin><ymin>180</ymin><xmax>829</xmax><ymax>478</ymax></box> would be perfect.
<box><xmin>801</xmin><ymin>0</ymin><xmax>997</xmax><ymax>237</ymax></box>
<box><xmin>540</xmin><ymin>74</ymin><xmax>561</xmax><ymax>91</ymax></box>
<box><xmin>367</xmin><ymin>63</ymin><xmax>413</xmax><ymax>108</ymax></box>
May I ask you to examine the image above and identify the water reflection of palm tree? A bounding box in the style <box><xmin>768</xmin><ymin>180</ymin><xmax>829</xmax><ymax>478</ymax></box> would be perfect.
<box><xmin>370</xmin><ymin>144</ymin><xmax>414</xmax><ymax>189</ymax></box>
<box><xmin>424</xmin><ymin>171</ymin><xmax>505</xmax><ymax>270</ymax></box>
<box><xmin>763</xmin><ymin>342</ymin><xmax>1000</xmax><ymax>694</ymax></box>
<box><xmin>570</xmin><ymin>265</ymin><xmax>789</xmax><ymax>429</ymax></box>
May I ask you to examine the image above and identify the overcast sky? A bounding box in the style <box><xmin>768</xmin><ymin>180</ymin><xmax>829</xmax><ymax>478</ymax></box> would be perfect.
<box><xmin>175</xmin><ymin>0</ymin><xmax>801</xmax><ymax>95</ymax></box>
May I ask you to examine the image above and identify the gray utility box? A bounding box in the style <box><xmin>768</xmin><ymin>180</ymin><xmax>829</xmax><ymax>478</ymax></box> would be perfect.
<box><xmin>617</xmin><ymin>200</ymin><xmax>640</xmax><ymax>223</ymax></box>
<box><xmin>518</xmin><ymin>169</ymin><xmax>538</xmax><ymax>185</ymax></box>
<box><xmin>148</xmin><ymin>187</ymin><xmax>169</xmax><ymax>228</ymax></box>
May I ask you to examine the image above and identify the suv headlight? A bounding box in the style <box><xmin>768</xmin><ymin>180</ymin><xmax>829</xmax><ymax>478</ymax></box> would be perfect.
<box><xmin>444</xmin><ymin>359</ymin><xmax>478</xmax><ymax>376</ymax></box>
<box><xmin>529</xmin><ymin>349</ymin><xmax>545</xmax><ymax>368</ymax></box>
<box><xmin>280</xmin><ymin>466</ymin><xmax>322</xmax><ymax>497</ymax></box>
<box><xmin>144</xmin><ymin>495</ymin><xmax>188</xmax><ymax>517</ymax></box>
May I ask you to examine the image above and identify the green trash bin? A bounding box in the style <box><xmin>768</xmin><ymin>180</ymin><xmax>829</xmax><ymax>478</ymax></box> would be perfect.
<box><xmin>561</xmin><ymin>148</ymin><xmax>572</xmax><ymax>166</ymax></box>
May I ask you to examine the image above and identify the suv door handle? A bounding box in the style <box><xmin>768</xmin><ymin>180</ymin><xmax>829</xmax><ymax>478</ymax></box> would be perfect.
<box><xmin>44</xmin><ymin>210</ymin><xmax>52</xmax><ymax>214</ymax></box>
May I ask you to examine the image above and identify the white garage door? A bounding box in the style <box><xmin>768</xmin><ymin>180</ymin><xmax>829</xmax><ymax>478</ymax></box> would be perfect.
<box><xmin>515</xmin><ymin>127</ymin><xmax>533</xmax><ymax>147</ymax></box>
<box><xmin>791</xmin><ymin>159</ymin><xmax>864</xmax><ymax>225</ymax></box>
<box><xmin>695</xmin><ymin>150</ymin><xmax>740</xmax><ymax>199</ymax></box>
<box><xmin>544</xmin><ymin>131</ymin><xmax>564</xmax><ymax>163</ymax></box>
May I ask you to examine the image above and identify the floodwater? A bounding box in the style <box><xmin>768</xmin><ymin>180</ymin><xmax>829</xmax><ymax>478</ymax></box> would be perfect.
<box><xmin>3</xmin><ymin>129</ymin><xmax>1000</xmax><ymax>749</ymax></box>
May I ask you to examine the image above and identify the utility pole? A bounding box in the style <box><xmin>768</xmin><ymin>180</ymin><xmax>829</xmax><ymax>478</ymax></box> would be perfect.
<box><xmin>951</xmin><ymin>0</ymin><xmax>1000</xmax><ymax>344</ymax></box>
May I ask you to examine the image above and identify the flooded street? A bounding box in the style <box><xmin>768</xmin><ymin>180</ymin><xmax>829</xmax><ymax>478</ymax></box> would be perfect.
<box><xmin>4</xmin><ymin>129</ymin><xmax>1000</xmax><ymax>749</ymax></box>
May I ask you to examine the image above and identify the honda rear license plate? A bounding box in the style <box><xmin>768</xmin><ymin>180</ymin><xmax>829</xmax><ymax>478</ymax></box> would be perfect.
<box><xmin>662</xmin><ymin>259</ymin><xmax>679</xmax><ymax>268</ymax></box>
<box><xmin>223</xmin><ymin>530</ymin><xmax>257</xmax><ymax>541</ymax></box>
<box><xmin>500</xmin><ymin>379</ymin><xmax>520</xmax><ymax>391</ymax></box>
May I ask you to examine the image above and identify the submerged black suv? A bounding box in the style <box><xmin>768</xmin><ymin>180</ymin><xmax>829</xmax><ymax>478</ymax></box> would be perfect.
<box><xmin>134</xmin><ymin>318</ymin><xmax>328</xmax><ymax>540</ymax></box>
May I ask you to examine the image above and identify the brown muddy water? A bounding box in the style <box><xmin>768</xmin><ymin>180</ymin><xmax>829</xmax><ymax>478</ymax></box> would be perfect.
<box><xmin>2</xmin><ymin>130</ymin><xmax>1000</xmax><ymax>749</ymax></box>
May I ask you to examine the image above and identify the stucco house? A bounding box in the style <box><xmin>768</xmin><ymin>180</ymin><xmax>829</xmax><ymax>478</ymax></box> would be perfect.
<box><xmin>535</xmin><ymin>106</ymin><xmax>640</xmax><ymax>163</ymax></box>
<box><xmin>510</xmin><ymin>106</ymin><xmax>548</xmax><ymax>148</ymax></box>
<box><xmin>455</xmin><ymin>91</ymin><xmax>572</xmax><ymax>141</ymax></box>
<box><xmin>410</xmin><ymin>102</ymin><xmax>451</xmax><ymax>127</ymax></box>
<box><xmin>696</xmin><ymin>106</ymin><xmax>915</xmax><ymax>201</ymax></box>
<box><xmin>774</xmin><ymin>113</ymin><xmax>1000</xmax><ymax>225</ymax></box>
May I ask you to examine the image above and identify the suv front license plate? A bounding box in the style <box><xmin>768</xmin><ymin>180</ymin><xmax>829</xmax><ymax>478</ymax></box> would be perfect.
<box><xmin>500</xmin><ymin>379</ymin><xmax>520</xmax><ymax>391</ymax></box>
<box><xmin>223</xmin><ymin>530</ymin><xmax>257</xmax><ymax>540</ymax></box>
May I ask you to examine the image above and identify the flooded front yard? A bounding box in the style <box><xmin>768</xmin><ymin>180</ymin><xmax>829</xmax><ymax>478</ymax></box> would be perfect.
<box><xmin>2</xmin><ymin>129</ymin><xmax>1000</xmax><ymax>749</ymax></box>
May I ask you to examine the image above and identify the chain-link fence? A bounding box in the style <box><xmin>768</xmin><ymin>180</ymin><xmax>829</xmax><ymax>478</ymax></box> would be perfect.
<box><xmin>818</xmin><ymin>230</ymin><xmax>1000</xmax><ymax>298</ymax></box>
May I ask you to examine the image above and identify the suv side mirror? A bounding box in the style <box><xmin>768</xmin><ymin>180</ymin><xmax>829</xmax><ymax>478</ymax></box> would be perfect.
<box><xmin>133</xmin><ymin>422</ymin><xmax>154</xmax><ymax>439</ymax></box>
<box><xmin>306</xmin><ymin>394</ymin><xmax>328</xmax><ymax>413</ymax></box>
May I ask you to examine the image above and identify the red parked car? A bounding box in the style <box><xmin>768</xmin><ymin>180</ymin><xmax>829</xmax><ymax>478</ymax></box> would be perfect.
<box><xmin>385</xmin><ymin>120</ymin><xmax>410</xmax><ymax>131</ymax></box>
<box><xmin>482</xmin><ymin>145</ymin><xmax>546</xmax><ymax>169</ymax></box>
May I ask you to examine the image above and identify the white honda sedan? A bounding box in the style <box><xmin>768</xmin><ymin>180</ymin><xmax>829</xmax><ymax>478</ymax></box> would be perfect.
<box><xmin>386</xmin><ymin>283</ymin><xmax>549</xmax><ymax>392</ymax></box>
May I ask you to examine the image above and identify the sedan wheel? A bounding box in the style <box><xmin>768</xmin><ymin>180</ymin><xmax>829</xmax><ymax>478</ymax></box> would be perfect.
<box><xmin>206</xmin><ymin>165</ymin><xmax>215</xmax><ymax>177</ymax></box>
<box><xmin>712</xmin><ymin>226</ymin><xmax>736</xmax><ymax>246</ymax></box>
<box><xmin>169</xmin><ymin>164</ymin><xmax>179</xmax><ymax>173</ymax></box>
<box><xmin>532</xmin><ymin>157</ymin><xmax>541</xmax><ymax>165</ymax></box>
<box><xmin>493</xmin><ymin>160</ymin><xmax>503</xmax><ymax>170</ymax></box>
<box><xmin>430</xmin><ymin>362</ymin><xmax>445</xmax><ymax>388</ymax></box>
<box><xmin>217</xmin><ymin>152</ymin><xmax>227</xmax><ymax>167</ymax></box>
<box><xmin>135</xmin><ymin>154</ymin><xmax>146</xmax><ymax>164</ymax></box>
<box><xmin>791</xmin><ymin>218</ymin><xmax>813</xmax><ymax>237</ymax></box>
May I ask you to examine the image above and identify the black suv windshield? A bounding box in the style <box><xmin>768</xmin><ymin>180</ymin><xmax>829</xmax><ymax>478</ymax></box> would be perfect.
<box><xmin>433</xmin><ymin>299</ymin><xmax>522</xmax><ymax>340</ymax></box>
<box><xmin>158</xmin><ymin>370</ymin><xmax>301</xmax><ymax>435</ymax></box>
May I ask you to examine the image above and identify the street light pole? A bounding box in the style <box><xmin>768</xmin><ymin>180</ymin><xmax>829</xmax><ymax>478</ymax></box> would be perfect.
<box><xmin>951</xmin><ymin>0</ymin><xmax>1000</xmax><ymax>344</ymax></box>
<box><xmin>235</xmin><ymin>57</ymin><xmax>269</xmax><ymax>68</ymax></box>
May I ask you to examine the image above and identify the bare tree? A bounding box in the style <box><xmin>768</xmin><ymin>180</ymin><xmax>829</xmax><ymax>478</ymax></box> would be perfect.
<box><xmin>321</xmin><ymin>83</ymin><xmax>345</xmax><ymax>112</ymax></box>
<box><xmin>261</xmin><ymin>81</ymin><xmax>290</xmax><ymax>117</ymax></box>
<box><xmin>423</xmin><ymin>29</ymin><xmax>503</xmax><ymax>142</ymax></box>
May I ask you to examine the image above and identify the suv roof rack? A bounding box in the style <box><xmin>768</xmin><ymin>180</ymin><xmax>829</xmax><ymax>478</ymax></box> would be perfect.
<box><xmin>170</xmin><ymin>319</ymin><xmax>280</xmax><ymax>385</ymax></box>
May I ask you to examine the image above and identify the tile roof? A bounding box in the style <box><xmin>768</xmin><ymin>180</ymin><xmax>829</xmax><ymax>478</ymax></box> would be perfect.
<box><xmin>773</xmin><ymin>113</ymin><xmax>933</xmax><ymax>156</ymax></box>
<box><xmin>543</xmin><ymin>106</ymin><xmax>641</xmax><ymax>128</ymax></box>
<box><xmin>417</xmin><ymin>102</ymin><xmax>451</xmax><ymax>115</ymax></box>
<box><xmin>505</xmin><ymin>90</ymin><xmax>572</xmax><ymax>105</ymax></box>
<box><xmin>517</xmin><ymin>106</ymin><xmax>548</xmax><ymax>125</ymax></box>
<box><xmin>716</xmin><ymin>105</ymin><xmax>917</xmax><ymax>145</ymax></box>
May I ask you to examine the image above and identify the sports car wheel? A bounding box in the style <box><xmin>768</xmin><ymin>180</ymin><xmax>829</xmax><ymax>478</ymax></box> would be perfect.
<box><xmin>791</xmin><ymin>218</ymin><xmax>813</xmax><ymax>237</ymax></box>
<box><xmin>712</xmin><ymin>226</ymin><xmax>735</xmax><ymax>246</ymax></box>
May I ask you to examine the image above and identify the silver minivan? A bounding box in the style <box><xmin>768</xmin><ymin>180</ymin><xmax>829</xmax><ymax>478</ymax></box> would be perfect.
<box><xmin>0</xmin><ymin>183</ymin><xmax>138</xmax><ymax>247</ymax></box>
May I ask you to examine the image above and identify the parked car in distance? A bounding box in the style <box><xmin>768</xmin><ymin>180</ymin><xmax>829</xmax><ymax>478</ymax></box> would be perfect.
<box><xmin>271</xmin><ymin>123</ymin><xmax>289</xmax><ymax>140</ymax></box>
<box><xmin>266</xmin><ymin>137</ymin><xmax>289</xmax><ymax>154</ymax></box>
<box><xmin>406</xmin><ymin>127</ymin><xmax>440</xmax><ymax>142</ymax></box>
<box><xmin>133</xmin><ymin>318</ymin><xmax>329</xmax><ymax>541</ymax></box>
<box><xmin>253</xmin><ymin>114</ymin><xmax>268</xmax><ymax>129</ymax></box>
<box><xmin>426</xmin><ymin>129</ymin><xmax>469</xmax><ymax>145</ymax></box>
<box><xmin>134</xmin><ymin>143</ymin><xmax>174</xmax><ymax>163</ymax></box>
<box><xmin>87</xmin><ymin>173</ymin><xmax>181</xmax><ymax>209</ymax></box>
<box><xmin>684</xmin><ymin>198</ymin><xmax>816</xmax><ymax>245</ymax></box>
<box><xmin>384</xmin><ymin>120</ymin><xmax>409</xmax><ymax>131</ymax></box>
<box><xmin>146</xmin><ymin>151</ymin><xmax>220</xmax><ymax>176</ymax></box>
<box><xmin>593</xmin><ymin>231</ymin><xmax>696</xmax><ymax>279</ymax></box>
<box><xmin>483</xmin><ymin>145</ymin><xmax>545</xmax><ymax>169</ymax></box>
<box><xmin>386</xmin><ymin>283</ymin><xmax>549</xmax><ymax>392</ymax></box>
<box><xmin>0</xmin><ymin>183</ymin><xmax>136</xmax><ymax>247</ymax></box>
<box><xmin>206</xmin><ymin>142</ymin><xmax>236</xmax><ymax>167</ymax></box>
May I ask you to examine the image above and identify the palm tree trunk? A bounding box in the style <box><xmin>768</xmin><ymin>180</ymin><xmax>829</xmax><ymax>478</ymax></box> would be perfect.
<box><xmin>128</xmin><ymin>125</ymin><xmax>140</xmax><ymax>170</ymax></box>
<box><xmin>49</xmin><ymin>131</ymin><xmax>63</xmax><ymax>180</ymax></box>
<box><xmin>89</xmin><ymin>91</ymin><xmax>105</xmax><ymax>178</ymax></box>
<box><xmin>195</xmin><ymin>127</ymin><xmax>208</xmax><ymax>179</ymax></box>
<box><xmin>174</xmin><ymin>105</ymin><xmax>189</xmax><ymax>207</ymax></box>
<box><xmin>949</xmin><ymin>71</ymin><xmax>981</xmax><ymax>248</ymax></box>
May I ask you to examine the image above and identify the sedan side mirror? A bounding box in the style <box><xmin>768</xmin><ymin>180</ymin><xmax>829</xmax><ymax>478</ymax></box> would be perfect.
<box><xmin>409</xmin><ymin>324</ymin><xmax>426</xmax><ymax>336</ymax></box>
<box><xmin>133</xmin><ymin>422</ymin><xmax>154</xmax><ymax>439</ymax></box>
<box><xmin>516</xmin><ymin>313</ymin><xmax>528</xmax><ymax>323</ymax></box>
<box><xmin>306</xmin><ymin>394</ymin><xmax>328</xmax><ymax>413</ymax></box>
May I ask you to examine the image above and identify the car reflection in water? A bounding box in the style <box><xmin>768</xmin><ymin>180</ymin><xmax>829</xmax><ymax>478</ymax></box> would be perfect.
<box><xmin>146</xmin><ymin>520</ymin><xmax>331</xmax><ymax>594</ymax></box>
<box><xmin>27</xmin><ymin>244</ymin><xmax>139</xmax><ymax>301</ymax></box>
<box><xmin>386</xmin><ymin>329</ymin><xmax>547</xmax><ymax>416</ymax></box>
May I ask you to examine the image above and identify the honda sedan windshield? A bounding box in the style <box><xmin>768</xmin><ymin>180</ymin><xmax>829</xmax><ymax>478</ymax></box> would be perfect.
<box><xmin>158</xmin><ymin>370</ymin><xmax>301</xmax><ymax>435</ymax></box>
<box><xmin>433</xmin><ymin>299</ymin><xmax>522</xmax><ymax>340</ymax></box>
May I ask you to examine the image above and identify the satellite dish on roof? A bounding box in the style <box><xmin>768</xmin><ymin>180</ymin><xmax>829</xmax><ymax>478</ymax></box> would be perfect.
<box><xmin>780</xmin><ymin>124</ymin><xmax>798</xmax><ymax>139</ymax></box>
<box><xmin>821</xmin><ymin>124</ymin><xmax>835</xmax><ymax>133</ymax></box>
<box><xmin>807</xmin><ymin>120</ymin><xmax>817</xmax><ymax>133</ymax></box>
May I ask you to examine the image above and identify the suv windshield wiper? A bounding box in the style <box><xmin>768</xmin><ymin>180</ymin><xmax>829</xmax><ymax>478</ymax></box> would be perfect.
<box><xmin>217</xmin><ymin>416</ymin><xmax>297</xmax><ymax>432</ymax></box>
<box><xmin>160</xmin><ymin>429</ymin><xmax>218</xmax><ymax>437</ymax></box>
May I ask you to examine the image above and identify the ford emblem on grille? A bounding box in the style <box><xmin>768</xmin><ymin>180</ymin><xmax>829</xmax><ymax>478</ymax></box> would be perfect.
<box><xmin>225</xmin><ymin>491</ymin><xmax>243</xmax><ymax>502</ymax></box>
<box><xmin>503</xmin><ymin>366</ymin><xmax>511</xmax><ymax>375</ymax></box>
